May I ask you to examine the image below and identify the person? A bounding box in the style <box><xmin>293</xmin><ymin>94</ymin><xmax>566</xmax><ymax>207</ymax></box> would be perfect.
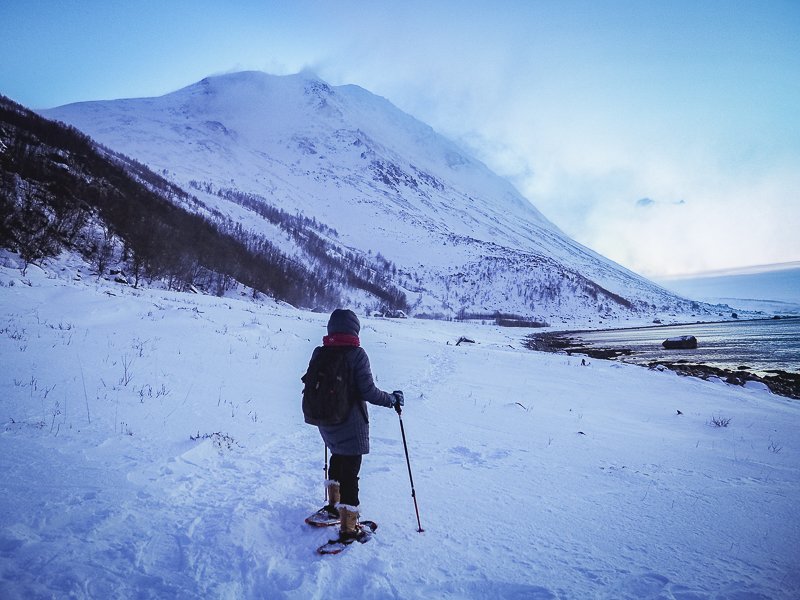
<box><xmin>305</xmin><ymin>308</ymin><xmax>403</xmax><ymax>541</ymax></box>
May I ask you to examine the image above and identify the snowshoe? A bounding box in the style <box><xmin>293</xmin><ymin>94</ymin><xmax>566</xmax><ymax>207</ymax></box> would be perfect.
<box><xmin>317</xmin><ymin>520</ymin><xmax>377</xmax><ymax>555</ymax></box>
<box><xmin>305</xmin><ymin>505</ymin><xmax>340</xmax><ymax>527</ymax></box>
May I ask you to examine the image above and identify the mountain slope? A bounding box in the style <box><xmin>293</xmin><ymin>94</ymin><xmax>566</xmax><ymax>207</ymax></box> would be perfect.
<box><xmin>44</xmin><ymin>71</ymin><xmax>708</xmax><ymax>322</ymax></box>
<box><xmin>0</xmin><ymin>94</ymin><xmax>407</xmax><ymax>309</ymax></box>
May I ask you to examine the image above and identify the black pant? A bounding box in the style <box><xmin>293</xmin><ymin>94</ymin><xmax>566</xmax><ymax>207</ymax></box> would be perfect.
<box><xmin>329</xmin><ymin>454</ymin><xmax>362</xmax><ymax>507</ymax></box>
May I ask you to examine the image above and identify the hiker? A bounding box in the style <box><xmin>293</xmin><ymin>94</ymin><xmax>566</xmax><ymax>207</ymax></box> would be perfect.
<box><xmin>303</xmin><ymin>308</ymin><xmax>404</xmax><ymax>541</ymax></box>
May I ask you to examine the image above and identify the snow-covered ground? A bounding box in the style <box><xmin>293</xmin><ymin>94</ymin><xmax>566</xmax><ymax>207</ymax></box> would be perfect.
<box><xmin>2</xmin><ymin>258</ymin><xmax>799</xmax><ymax>599</ymax></box>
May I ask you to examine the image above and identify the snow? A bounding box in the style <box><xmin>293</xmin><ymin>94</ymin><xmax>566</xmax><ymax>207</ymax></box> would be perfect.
<box><xmin>41</xmin><ymin>71</ymin><xmax>706</xmax><ymax>322</ymax></box>
<box><xmin>2</xmin><ymin>259</ymin><xmax>799</xmax><ymax>599</ymax></box>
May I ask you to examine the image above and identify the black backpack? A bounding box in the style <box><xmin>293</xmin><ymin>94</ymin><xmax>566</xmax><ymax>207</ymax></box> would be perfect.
<box><xmin>301</xmin><ymin>347</ymin><xmax>353</xmax><ymax>426</ymax></box>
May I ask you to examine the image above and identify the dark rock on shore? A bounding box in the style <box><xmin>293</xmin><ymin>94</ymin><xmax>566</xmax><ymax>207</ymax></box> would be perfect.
<box><xmin>525</xmin><ymin>331</ymin><xmax>799</xmax><ymax>401</ymax></box>
<box><xmin>524</xmin><ymin>333</ymin><xmax>633</xmax><ymax>360</ymax></box>
<box><xmin>524</xmin><ymin>333</ymin><xmax>576</xmax><ymax>353</ymax></box>
<box><xmin>573</xmin><ymin>347</ymin><xmax>633</xmax><ymax>360</ymax></box>
<box><xmin>662</xmin><ymin>335</ymin><xmax>697</xmax><ymax>349</ymax></box>
<box><xmin>647</xmin><ymin>362</ymin><xmax>800</xmax><ymax>400</ymax></box>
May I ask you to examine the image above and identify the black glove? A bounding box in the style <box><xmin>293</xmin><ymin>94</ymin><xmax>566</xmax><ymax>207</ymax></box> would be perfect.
<box><xmin>391</xmin><ymin>390</ymin><xmax>404</xmax><ymax>412</ymax></box>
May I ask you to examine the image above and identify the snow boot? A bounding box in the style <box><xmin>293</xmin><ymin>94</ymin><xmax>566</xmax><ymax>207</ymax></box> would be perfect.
<box><xmin>305</xmin><ymin>481</ymin><xmax>341</xmax><ymax>526</ymax></box>
<box><xmin>317</xmin><ymin>504</ymin><xmax>377</xmax><ymax>554</ymax></box>
<box><xmin>337</xmin><ymin>504</ymin><xmax>371</xmax><ymax>543</ymax></box>
<box><xmin>325</xmin><ymin>480</ymin><xmax>341</xmax><ymax>515</ymax></box>
<box><xmin>339</xmin><ymin>504</ymin><xmax>358</xmax><ymax>536</ymax></box>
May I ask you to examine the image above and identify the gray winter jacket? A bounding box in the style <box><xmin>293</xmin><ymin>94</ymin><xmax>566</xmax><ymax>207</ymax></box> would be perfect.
<box><xmin>310</xmin><ymin>345</ymin><xmax>393</xmax><ymax>455</ymax></box>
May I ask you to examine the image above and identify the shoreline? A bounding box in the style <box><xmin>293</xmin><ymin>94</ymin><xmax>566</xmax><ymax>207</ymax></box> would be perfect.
<box><xmin>525</xmin><ymin>331</ymin><xmax>800</xmax><ymax>401</ymax></box>
<box><xmin>547</xmin><ymin>314</ymin><xmax>800</xmax><ymax>337</ymax></box>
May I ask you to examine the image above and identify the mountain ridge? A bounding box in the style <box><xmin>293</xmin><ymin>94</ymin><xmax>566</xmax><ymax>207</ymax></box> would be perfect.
<box><xmin>42</xmin><ymin>71</ymin><xmax>715</xmax><ymax>322</ymax></box>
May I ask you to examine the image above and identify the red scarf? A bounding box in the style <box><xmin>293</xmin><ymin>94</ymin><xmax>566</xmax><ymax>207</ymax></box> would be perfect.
<box><xmin>323</xmin><ymin>333</ymin><xmax>360</xmax><ymax>347</ymax></box>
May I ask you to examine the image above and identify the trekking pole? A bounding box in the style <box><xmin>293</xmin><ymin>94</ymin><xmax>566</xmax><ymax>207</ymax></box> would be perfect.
<box><xmin>324</xmin><ymin>445</ymin><xmax>329</xmax><ymax>503</ymax></box>
<box><xmin>396</xmin><ymin>404</ymin><xmax>424</xmax><ymax>533</ymax></box>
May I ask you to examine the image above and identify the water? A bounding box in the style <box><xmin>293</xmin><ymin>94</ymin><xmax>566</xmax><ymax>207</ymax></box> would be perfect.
<box><xmin>562</xmin><ymin>317</ymin><xmax>800</xmax><ymax>375</ymax></box>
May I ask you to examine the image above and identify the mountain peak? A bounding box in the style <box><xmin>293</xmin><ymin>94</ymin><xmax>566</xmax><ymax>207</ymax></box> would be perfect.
<box><xmin>42</xmin><ymin>73</ymin><xmax>709</xmax><ymax>321</ymax></box>
<box><xmin>192</xmin><ymin>70</ymin><xmax>327</xmax><ymax>93</ymax></box>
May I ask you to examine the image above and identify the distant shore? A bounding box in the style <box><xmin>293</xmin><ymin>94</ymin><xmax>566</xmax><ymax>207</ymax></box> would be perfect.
<box><xmin>548</xmin><ymin>315</ymin><xmax>800</xmax><ymax>336</ymax></box>
<box><xmin>525</xmin><ymin>326</ymin><xmax>800</xmax><ymax>401</ymax></box>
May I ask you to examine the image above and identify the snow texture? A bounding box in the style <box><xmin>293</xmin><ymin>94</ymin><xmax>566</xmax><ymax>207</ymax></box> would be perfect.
<box><xmin>1</xmin><ymin>256</ymin><xmax>799</xmax><ymax>599</ymax></box>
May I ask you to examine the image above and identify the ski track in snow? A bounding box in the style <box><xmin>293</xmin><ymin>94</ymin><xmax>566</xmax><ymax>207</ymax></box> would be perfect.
<box><xmin>1</xmin><ymin>260</ymin><xmax>799</xmax><ymax>599</ymax></box>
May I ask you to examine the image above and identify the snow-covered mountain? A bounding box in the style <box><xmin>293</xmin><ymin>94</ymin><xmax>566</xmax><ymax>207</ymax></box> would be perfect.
<box><xmin>45</xmin><ymin>71</ymin><xmax>706</xmax><ymax>322</ymax></box>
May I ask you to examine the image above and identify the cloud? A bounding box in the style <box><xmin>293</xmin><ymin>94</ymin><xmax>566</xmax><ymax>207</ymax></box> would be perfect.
<box><xmin>4</xmin><ymin>0</ymin><xmax>796</xmax><ymax>278</ymax></box>
<box><xmin>571</xmin><ymin>160</ymin><xmax>800</xmax><ymax>277</ymax></box>
<box><xmin>636</xmin><ymin>197</ymin><xmax>687</xmax><ymax>208</ymax></box>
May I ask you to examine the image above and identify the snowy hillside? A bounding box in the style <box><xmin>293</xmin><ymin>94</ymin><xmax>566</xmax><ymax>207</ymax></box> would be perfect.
<box><xmin>2</xmin><ymin>257</ymin><xmax>798</xmax><ymax>598</ymax></box>
<box><xmin>44</xmin><ymin>71</ymin><xmax>707</xmax><ymax>323</ymax></box>
<box><xmin>0</xmin><ymin>95</ymin><xmax>407</xmax><ymax>312</ymax></box>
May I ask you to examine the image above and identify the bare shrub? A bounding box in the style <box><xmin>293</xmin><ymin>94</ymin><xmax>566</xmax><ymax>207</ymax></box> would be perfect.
<box><xmin>709</xmin><ymin>414</ymin><xmax>732</xmax><ymax>428</ymax></box>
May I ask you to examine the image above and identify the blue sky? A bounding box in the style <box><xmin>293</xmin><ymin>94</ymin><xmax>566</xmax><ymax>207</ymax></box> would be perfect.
<box><xmin>1</xmin><ymin>0</ymin><xmax>798</xmax><ymax>277</ymax></box>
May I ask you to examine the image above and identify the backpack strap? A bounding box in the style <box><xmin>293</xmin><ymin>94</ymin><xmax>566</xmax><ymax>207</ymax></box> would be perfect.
<box><xmin>333</xmin><ymin>346</ymin><xmax>368</xmax><ymax>424</ymax></box>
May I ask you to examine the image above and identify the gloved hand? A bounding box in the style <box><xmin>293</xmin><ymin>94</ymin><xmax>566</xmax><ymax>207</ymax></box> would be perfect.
<box><xmin>391</xmin><ymin>390</ymin><xmax>404</xmax><ymax>412</ymax></box>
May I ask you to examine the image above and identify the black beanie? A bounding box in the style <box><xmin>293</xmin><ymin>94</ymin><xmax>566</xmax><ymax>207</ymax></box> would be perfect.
<box><xmin>327</xmin><ymin>309</ymin><xmax>360</xmax><ymax>336</ymax></box>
